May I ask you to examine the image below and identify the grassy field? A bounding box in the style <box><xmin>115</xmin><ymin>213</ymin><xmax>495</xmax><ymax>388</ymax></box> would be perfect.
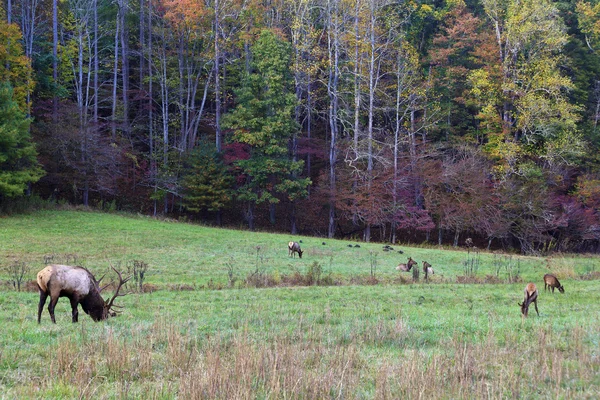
<box><xmin>1</xmin><ymin>210</ymin><xmax>599</xmax><ymax>398</ymax></box>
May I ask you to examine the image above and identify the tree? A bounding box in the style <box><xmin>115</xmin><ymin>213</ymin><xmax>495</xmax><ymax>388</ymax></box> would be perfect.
<box><xmin>0</xmin><ymin>83</ymin><xmax>44</xmax><ymax>198</ymax></box>
<box><xmin>181</xmin><ymin>142</ymin><xmax>233</xmax><ymax>224</ymax></box>
<box><xmin>0</xmin><ymin>19</ymin><xmax>35</xmax><ymax>112</ymax></box>
<box><xmin>475</xmin><ymin>0</ymin><xmax>583</xmax><ymax>176</ymax></box>
<box><xmin>222</xmin><ymin>29</ymin><xmax>310</xmax><ymax>230</ymax></box>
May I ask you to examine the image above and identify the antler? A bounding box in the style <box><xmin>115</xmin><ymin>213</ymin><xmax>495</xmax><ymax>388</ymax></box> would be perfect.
<box><xmin>105</xmin><ymin>265</ymin><xmax>132</xmax><ymax>311</ymax></box>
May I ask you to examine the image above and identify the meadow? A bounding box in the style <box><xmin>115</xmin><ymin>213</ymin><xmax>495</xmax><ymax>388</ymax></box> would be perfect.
<box><xmin>0</xmin><ymin>210</ymin><xmax>599</xmax><ymax>399</ymax></box>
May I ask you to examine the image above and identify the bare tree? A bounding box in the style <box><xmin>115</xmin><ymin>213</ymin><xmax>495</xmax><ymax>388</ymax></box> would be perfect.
<box><xmin>5</xmin><ymin>261</ymin><xmax>30</xmax><ymax>292</ymax></box>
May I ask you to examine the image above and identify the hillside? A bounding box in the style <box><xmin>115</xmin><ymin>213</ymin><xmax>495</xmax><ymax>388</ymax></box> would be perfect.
<box><xmin>0</xmin><ymin>211</ymin><xmax>599</xmax><ymax>398</ymax></box>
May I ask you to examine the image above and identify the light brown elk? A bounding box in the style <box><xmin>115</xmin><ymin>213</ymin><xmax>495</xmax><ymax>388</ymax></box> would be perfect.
<box><xmin>422</xmin><ymin>261</ymin><xmax>434</xmax><ymax>280</ymax></box>
<box><xmin>543</xmin><ymin>274</ymin><xmax>564</xmax><ymax>294</ymax></box>
<box><xmin>396</xmin><ymin>257</ymin><xmax>417</xmax><ymax>272</ymax></box>
<box><xmin>37</xmin><ymin>264</ymin><xmax>130</xmax><ymax>324</ymax></box>
<box><xmin>288</xmin><ymin>241</ymin><xmax>303</xmax><ymax>258</ymax></box>
<box><xmin>519</xmin><ymin>283</ymin><xmax>539</xmax><ymax>317</ymax></box>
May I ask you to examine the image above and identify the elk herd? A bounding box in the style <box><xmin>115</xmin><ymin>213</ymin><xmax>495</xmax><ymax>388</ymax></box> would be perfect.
<box><xmin>30</xmin><ymin>240</ymin><xmax>566</xmax><ymax>324</ymax></box>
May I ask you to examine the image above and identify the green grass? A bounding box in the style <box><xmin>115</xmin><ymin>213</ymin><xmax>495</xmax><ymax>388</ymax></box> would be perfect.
<box><xmin>1</xmin><ymin>210</ymin><xmax>599</xmax><ymax>398</ymax></box>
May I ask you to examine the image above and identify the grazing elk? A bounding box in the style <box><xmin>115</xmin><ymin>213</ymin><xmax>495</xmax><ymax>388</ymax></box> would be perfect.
<box><xmin>396</xmin><ymin>257</ymin><xmax>417</xmax><ymax>272</ymax></box>
<box><xmin>519</xmin><ymin>283</ymin><xmax>539</xmax><ymax>317</ymax></box>
<box><xmin>423</xmin><ymin>261</ymin><xmax>434</xmax><ymax>280</ymax></box>
<box><xmin>288</xmin><ymin>241</ymin><xmax>303</xmax><ymax>258</ymax></box>
<box><xmin>37</xmin><ymin>264</ymin><xmax>130</xmax><ymax>324</ymax></box>
<box><xmin>543</xmin><ymin>274</ymin><xmax>565</xmax><ymax>294</ymax></box>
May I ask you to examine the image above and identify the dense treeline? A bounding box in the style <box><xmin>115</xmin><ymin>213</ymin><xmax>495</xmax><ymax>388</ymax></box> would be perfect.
<box><xmin>1</xmin><ymin>0</ymin><xmax>600</xmax><ymax>253</ymax></box>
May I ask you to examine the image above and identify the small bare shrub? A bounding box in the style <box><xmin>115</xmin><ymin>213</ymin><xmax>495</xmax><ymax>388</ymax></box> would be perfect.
<box><xmin>306</xmin><ymin>261</ymin><xmax>323</xmax><ymax>285</ymax></box>
<box><xmin>463</xmin><ymin>250</ymin><xmax>480</xmax><ymax>278</ymax></box>
<box><xmin>225</xmin><ymin>258</ymin><xmax>238</xmax><ymax>288</ymax></box>
<box><xmin>127</xmin><ymin>260</ymin><xmax>149</xmax><ymax>292</ymax></box>
<box><xmin>4</xmin><ymin>260</ymin><xmax>30</xmax><ymax>292</ymax></box>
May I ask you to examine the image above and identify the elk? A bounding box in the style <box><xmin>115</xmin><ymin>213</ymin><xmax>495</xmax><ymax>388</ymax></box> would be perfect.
<box><xmin>396</xmin><ymin>257</ymin><xmax>417</xmax><ymax>272</ymax></box>
<box><xmin>423</xmin><ymin>261</ymin><xmax>434</xmax><ymax>280</ymax></box>
<box><xmin>543</xmin><ymin>274</ymin><xmax>564</xmax><ymax>294</ymax></box>
<box><xmin>518</xmin><ymin>283</ymin><xmax>539</xmax><ymax>317</ymax></box>
<box><xmin>37</xmin><ymin>264</ymin><xmax>130</xmax><ymax>324</ymax></box>
<box><xmin>288</xmin><ymin>241</ymin><xmax>303</xmax><ymax>258</ymax></box>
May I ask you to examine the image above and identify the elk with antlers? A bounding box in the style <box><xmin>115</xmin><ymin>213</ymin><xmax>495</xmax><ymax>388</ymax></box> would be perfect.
<box><xmin>36</xmin><ymin>264</ymin><xmax>130</xmax><ymax>323</ymax></box>
<box><xmin>519</xmin><ymin>283</ymin><xmax>539</xmax><ymax>317</ymax></box>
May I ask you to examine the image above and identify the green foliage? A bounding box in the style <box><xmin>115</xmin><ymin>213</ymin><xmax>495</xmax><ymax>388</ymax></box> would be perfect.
<box><xmin>0</xmin><ymin>20</ymin><xmax>35</xmax><ymax>112</ymax></box>
<box><xmin>181</xmin><ymin>143</ymin><xmax>233</xmax><ymax>213</ymax></box>
<box><xmin>223</xmin><ymin>30</ymin><xmax>310</xmax><ymax>207</ymax></box>
<box><xmin>0</xmin><ymin>83</ymin><xmax>44</xmax><ymax>199</ymax></box>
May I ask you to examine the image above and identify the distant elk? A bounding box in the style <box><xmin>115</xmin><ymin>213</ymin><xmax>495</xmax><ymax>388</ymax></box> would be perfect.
<box><xmin>288</xmin><ymin>241</ymin><xmax>303</xmax><ymax>258</ymax></box>
<box><xmin>396</xmin><ymin>257</ymin><xmax>417</xmax><ymax>272</ymax></box>
<box><xmin>36</xmin><ymin>264</ymin><xmax>130</xmax><ymax>324</ymax></box>
<box><xmin>422</xmin><ymin>261</ymin><xmax>434</xmax><ymax>280</ymax></box>
<box><xmin>543</xmin><ymin>274</ymin><xmax>564</xmax><ymax>294</ymax></box>
<box><xmin>519</xmin><ymin>283</ymin><xmax>539</xmax><ymax>317</ymax></box>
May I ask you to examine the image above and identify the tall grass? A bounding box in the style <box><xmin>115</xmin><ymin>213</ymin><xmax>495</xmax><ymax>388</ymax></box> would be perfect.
<box><xmin>5</xmin><ymin>315</ymin><xmax>599</xmax><ymax>399</ymax></box>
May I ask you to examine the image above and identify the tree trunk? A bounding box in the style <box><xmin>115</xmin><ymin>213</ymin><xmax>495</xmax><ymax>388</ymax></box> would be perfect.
<box><xmin>214</xmin><ymin>0</ymin><xmax>222</xmax><ymax>152</ymax></box>
<box><xmin>327</xmin><ymin>0</ymin><xmax>340</xmax><ymax>239</ymax></box>
<box><xmin>290</xmin><ymin>202</ymin><xmax>297</xmax><ymax>234</ymax></box>
<box><xmin>111</xmin><ymin>16</ymin><xmax>120</xmax><ymax>141</ymax></box>
<box><xmin>247</xmin><ymin>202</ymin><xmax>255</xmax><ymax>231</ymax></box>
<box><xmin>119</xmin><ymin>0</ymin><xmax>130</xmax><ymax>137</ymax></box>
<box><xmin>52</xmin><ymin>0</ymin><xmax>58</xmax><ymax>125</ymax></box>
<box><xmin>269</xmin><ymin>203</ymin><xmax>276</xmax><ymax>225</ymax></box>
<box><xmin>93</xmin><ymin>0</ymin><xmax>98</xmax><ymax>123</ymax></box>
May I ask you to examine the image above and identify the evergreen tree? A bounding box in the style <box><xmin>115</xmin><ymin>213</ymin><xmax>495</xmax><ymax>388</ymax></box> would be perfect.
<box><xmin>0</xmin><ymin>83</ymin><xmax>44</xmax><ymax>199</ymax></box>
<box><xmin>222</xmin><ymin>30</ymin><xmax>310</xmax><ymax>230</ymax></box>
<box><xmin>181</xmin><ymin>142</ymin><xmax>233</xmax><ymax>222</ymax></box>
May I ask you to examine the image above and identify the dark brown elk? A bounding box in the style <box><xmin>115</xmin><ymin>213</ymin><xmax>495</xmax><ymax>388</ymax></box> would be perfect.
<box><xmin>422</xmin><ymin>261</ymin><xmax>434</xmax><ymax>280</ymax></box>
<box><xmin>37</xmin><ymin>264</ymin><xmax>130</xmax><ymax>324</ymax></box>
<box><xmin>519</xmin><ymin>283</ymin><xmax>539</xmax><ymax>317</ymax></box>
<box><xmin>543</xmin><ymin>274</ymin><xmax>564</xmax><ymax>294</ymax></box>
<box><xmin>396</xmin><ymin>257</ymin><xmax>417</xmax><ymax>272</ymax></box>
<box><xmin>288</xmin><ymin>241</ymin><xmax>303</xmax><ymax>258</ymax></box>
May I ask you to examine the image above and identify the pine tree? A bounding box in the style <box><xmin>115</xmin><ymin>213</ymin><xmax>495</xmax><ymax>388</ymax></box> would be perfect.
<box><xmin>181</xmin><ymin>143</ymin><xmax>233</xmax><ymax>220</ymax></box>
<box><xmin>222</xmin><ymin>30</ymin><xmax>310</xmax><ymax>230</ymax></box>
<box><xmin>0</xmin><ymin>83</ymin><xmax>44</xmax><ymax>199</ymax></box>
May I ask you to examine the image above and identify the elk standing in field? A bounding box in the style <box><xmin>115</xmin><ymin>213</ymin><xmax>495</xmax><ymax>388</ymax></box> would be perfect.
<box><xmin>36</xmin><ymin>264</ymin><xmax>130</xmax><ymax>323</ymax></box>
<box><xmin>519</xmin><ymin>283</ymin><xmax>539</xmax><ymax>317</ymax></box>
<box><xmin>396</xmin><ymin>257</ymin><xmax>417</xmax><ymax>272</ymax></box>
<box><xmin>423</xmin><ymin>261</ymin><xmax>434</xmax><ymax>280</ymax></box>
<box><xmin>543</xmin><ymin>274</ymin><xmax>565</xmax><ymax>294</ymax></box>
<box><xmin>288</xmin><ymin>241</ymin><xmax>303</xmax><ymax>258</ymax></box>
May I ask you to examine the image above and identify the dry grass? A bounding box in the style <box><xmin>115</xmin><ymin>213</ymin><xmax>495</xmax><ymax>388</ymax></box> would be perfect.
<box><xmin>11</xmin><ymin>318</ymin><xmax>598</xmax><ymax>399</ymax></box>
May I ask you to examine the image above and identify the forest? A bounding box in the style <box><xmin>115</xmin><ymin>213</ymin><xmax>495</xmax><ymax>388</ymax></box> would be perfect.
<box><xmin>1</xmin><ymin>0</ymin><xmax>600</xmax><ymax>253</ymax></box>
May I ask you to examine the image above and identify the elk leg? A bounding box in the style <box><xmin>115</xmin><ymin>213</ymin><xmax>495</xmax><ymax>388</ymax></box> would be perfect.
<box><xmin>534</xmin><ymin>299</ymin><xmax>539</xmax><ymax>316</ymax></box>
<box><xmin>38</xmin><ymin>291</ymin><xmax>48</xmax><ymax>324</ymax></box>
<box><xmin>48</xmin><ymin>296</ymin><xmax>59</xmax><ymax>324</ymax></box>
<box><xmin>69</xmin><ymin>295</ymin><xmax>79</xmax><ymax>323</ymax></box>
